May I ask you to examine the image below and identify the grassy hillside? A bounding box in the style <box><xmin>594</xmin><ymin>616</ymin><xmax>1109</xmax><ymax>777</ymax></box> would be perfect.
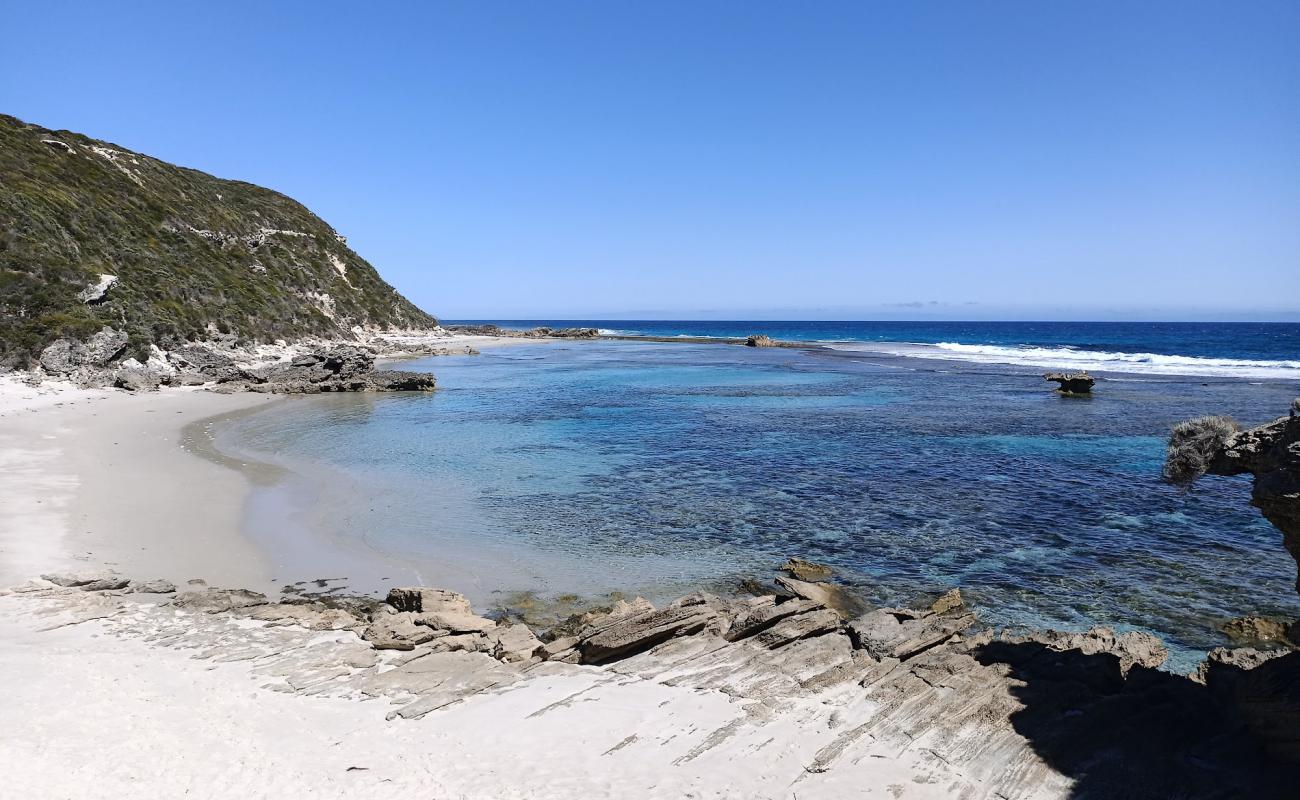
<box><xmin>0</xmin><ymin>114</ymin><xmax>435</xmax><ymax>366</ymax></box>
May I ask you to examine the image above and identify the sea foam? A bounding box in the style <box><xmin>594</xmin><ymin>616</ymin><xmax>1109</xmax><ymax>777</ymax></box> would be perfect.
<box><xmin>828</xmin><ymin>341</ymin><xmax>1300</xmax><ymax>379</ymax></box>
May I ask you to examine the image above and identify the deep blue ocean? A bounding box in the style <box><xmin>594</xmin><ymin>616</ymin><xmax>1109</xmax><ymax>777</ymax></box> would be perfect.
<box><xmin>219</xmin><ymin>322</ymin><xmax>1300</xmax><ymax>671</ymax></box>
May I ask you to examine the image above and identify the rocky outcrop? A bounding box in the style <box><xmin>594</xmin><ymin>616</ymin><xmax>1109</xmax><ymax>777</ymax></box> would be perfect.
<box><xmin>444</xmin><ymin>324</ymin><xmax>599</xmax><ymax>339</ymax></box>
<box><xmin>1043</xmin><ymin>371</ymin><xmax>1095</xmax><ymax>394</ymax></box>
<box><xmin>15</xmin><ymin>567</ymin><xmax>1300</xmax><ymax>788</ymax></box>
<box><xmin>1166</xmin><ymin>401</ymin><xmax>1300</xmax><ymax>595</ymax></box>
<box><xmin>1222</xmin><ymin>615</ymin><xmax>1294</xmax><ymax>645</ymax></box>
<box><xmin>38</xmin><ymin>327</ymin><xmax>129</xmax><ymax>376</ymax></box>
<box><xmin>35</xmin><ymin>334</ymin><xmax>439</xmax><ymax>395</ymax></box>
<box><xmin>745</xmin><ymin>334</ymin><xmax>775</xmax><ymax>347</ymax></box>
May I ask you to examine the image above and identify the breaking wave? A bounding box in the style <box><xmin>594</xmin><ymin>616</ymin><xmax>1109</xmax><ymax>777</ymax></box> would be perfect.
<box><xmin>829</xmin><ymin>341</ymin><xmax>1300</xmax><ymax>379</ymax></box>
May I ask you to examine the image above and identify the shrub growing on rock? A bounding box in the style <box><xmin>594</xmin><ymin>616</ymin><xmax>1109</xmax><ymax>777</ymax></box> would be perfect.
<box><xmin>1163</xmin><ymin>415</ymin><xmax>1240</xmax><ymax>485</ymax></box>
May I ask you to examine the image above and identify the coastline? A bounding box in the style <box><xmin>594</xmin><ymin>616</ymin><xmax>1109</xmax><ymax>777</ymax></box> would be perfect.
<box><xmin>2</xmin><ymin>336</ymin><xmax>1298</xmax><ymax>798</ymax></box>
<box><xmin>0</xmin><ymin>376</ymin><xmax>280</xmax><ymax>592</ymax></box>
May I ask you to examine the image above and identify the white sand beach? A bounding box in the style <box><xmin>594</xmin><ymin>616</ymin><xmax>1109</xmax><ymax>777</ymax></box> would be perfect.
<box><xmin>0</xmin><ymin>375</ymin><xmax>1078</xmax><ymax>800</ymax></box>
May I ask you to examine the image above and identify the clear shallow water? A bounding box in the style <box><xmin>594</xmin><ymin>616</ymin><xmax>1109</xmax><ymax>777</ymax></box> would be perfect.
<box><xmin>453</xmin><ymin>320</ymin><xmax>1300</xmax><ymax>379</ymax></box>
<box><xmin>219</xmin><ymin>337</ymin><xmax>1300</xmax><ymax>672</ymax></box>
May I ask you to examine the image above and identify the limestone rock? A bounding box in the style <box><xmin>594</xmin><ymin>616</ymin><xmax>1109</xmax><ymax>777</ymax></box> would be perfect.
<box><xmin>847</xmin><ymin>608</ymin><xmax>977</xmax><ymax>661</ymax></box>
<box><xmin>1165</xmin><ymin>402</ymin><xmax>1300</xmax><ymax>596</ymax></box>
<box><xmin>365</xmin><ymin>370</ymin><xmax>437</xmax><ymax>391</ymax></box>
<box><xmin>386</xmin><ymin>587</ymin><xmax>473</xmax><ymax>615</ymax></box>
<box><xmin>1222</xmin><ymin>615</ymin><xmax>1292</xmax><ymax>644</ymax></box>
<box><xmin>362</xmin><ymin>612</ymin><xmax>443</xmax><ymax>650</ymax></box>
<box><xmin>579</xmin><ymin>600</ymin><xmax>720</xmax><ymax>664</ymax></box>
<box><xmin>246</xmin><ymin>603</ymin><xmax>365</xmax><ymax>631</ymax></box>
<box><xmin>1044</xmin><ymin>371</ymin><xmax>1095</xmax><ymax>393</ymax></box>
<box><xmin>726</xmin><ymin>597</ymin><xmax>821</xmax><ymax>642</ymax></box>
<box><xmin>489</xmin><ymin>623</ymin><xmax>544</xmax><ymax>663</ymax></box>
<box><xmin>1001</xmin><ymin>625</ymin><xmax>1168</xmax><ymax>675</ymax></box>
<box><xmin>745</xmin><ymin>334</ymin><xmax>775</xmax><ymax>347</ymax></box>
<box><xmin>415</xmin><ymin>610</ymin><xmax>496</xmax><ymax>634</ymax></box>
<box><xmin>780</xmin><ymin>557</ymin><xmax>833</xmax><ymax>582</ymax></box>
<box><xmin>751</xmin><ymin>608</ymin><xmax>841</xmax><ymax>649</ymax></box>
<box><xmin>77</xmin><ymin>273</ymin><xmax>118</xmax><ymax>304</ymax></box>
<box><xmin>113</xmin><ymin>359</ymin><xmax>163</xmax><ymax>392</ymax></box>
<box><xmin>930</xmin><ymin>588</ymin><xmax>965</xmax><ymax>615</ymax></box>
<box><xmin>128</xmin><ymin>579</ymin><xmax>177</xmax><ymax>594</ymax></box>
<box><xmin>83</xmin><ymin>327</ymin><xmax>129</xmax><ymax>365</ymax></box>
<box><xmin>538</xmin><ymin>636</ymin><xmax>579</xmax><ymax>661</ymax></box>
<box><xmin>171</xmin><ymin>587</ymin><xmax>269</xmax><ymax>614</ymax></box>
<box><xmin>40</xmin><ymin>570</ymin><xmax>127</xmax><ymax>589</ymax></box>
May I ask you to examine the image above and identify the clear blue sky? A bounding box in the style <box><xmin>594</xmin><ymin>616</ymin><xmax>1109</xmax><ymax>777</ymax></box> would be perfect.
<box><xmin>4</xmin><ymin>1</ymin><xmax>1297</xmax><ymax>320</ymax></box>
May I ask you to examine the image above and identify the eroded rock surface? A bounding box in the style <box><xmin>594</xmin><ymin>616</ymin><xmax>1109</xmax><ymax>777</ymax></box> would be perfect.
<box><xmin>1043</xmin><ymin>371</ymin><xmax>1095</xmax><ymax>393</ymax></box>
<box><xmin>1166</xmin><ymin>402</ymin><xmax>1300</xmax><ymax>595</ymax></box>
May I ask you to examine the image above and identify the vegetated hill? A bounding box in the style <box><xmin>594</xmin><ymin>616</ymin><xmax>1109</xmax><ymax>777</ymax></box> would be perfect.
<box><xmin>0</xmin><ymin>113</ymin><xmax>435</xmax><ymax>367</ymax></box>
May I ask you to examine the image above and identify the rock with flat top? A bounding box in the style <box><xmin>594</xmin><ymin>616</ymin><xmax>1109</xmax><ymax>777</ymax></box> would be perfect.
<box><xmin>726</xmin><ymin>597</ymin><xmax>821</xmax><ymax>642</ymax></box>
<box><xmin>171</xmin><ymin>587</ymin><xmax>269</xmax><ymax>614</ymax></box>
<box><xmin>362</xmin><ymin>612</ymin><xmax>444</xmax><ymax>650</ymax></box>
<box><xmin>129</xmin><ymin>579</ymin><xmax>177</xmax><ymax>594</ymax></box>
<box><xmin>490</xmin><ymin>623</ymin><xmax>544</xmax><ymax>663</ymax></box>
<box><xmin>579</xmin><ymin>600</ymin><xmax>720</xmax><ymax>664</ymax></box>
<box><xmin>1044</xmin><ymin>371</ymin><xmax>1095</xmax><ymax>394</ymax></box>
<box><xmin>40</xmin><ymin>570</ymin><xmax>129</xmax><ymax>590</ymax></box>
<box><xmin>385</xmin><ymin>586</ymin><xmax>473</xmax><ymax>615</ymax></box>
<box><xmin>77</xmin><ymin>273</ymin><xmax>118</xmax><ymax>304</ymax></box>
<box><xmin>847</xmin><ymin>608</ymin><xmax>978</xmax><ymax>661</ymax></box>
<box><xmin>780</xmin><ymin>557</ymin><xmax>833</xmax><ymax>581</ymax></box>
<box><xmin>365</xmin><ymin>370</ymin><xmax>437</xmax><ymax>391</ymax></box>
<box><xmin>751</xmin><ymin>608</ymin><xmax>842</xmax><ymax>649</ymax></box>
<box><xmin>745</xmin><ymin>334</ymin><xmax>775</xmax><ymax>347</ymax></box>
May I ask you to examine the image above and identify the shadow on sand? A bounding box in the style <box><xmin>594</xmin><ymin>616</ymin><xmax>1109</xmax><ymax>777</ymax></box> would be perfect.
<box><xmin>973</xmin><ymin>641</ymin><xmax>1299</xmax><ymax>799</ymax></box>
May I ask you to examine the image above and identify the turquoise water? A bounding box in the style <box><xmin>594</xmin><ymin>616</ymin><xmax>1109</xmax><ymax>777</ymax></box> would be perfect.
<box><xmin>219</xmin><ymin>338</ymin><xmax>1300</xmax><ymax>670</ymax></box>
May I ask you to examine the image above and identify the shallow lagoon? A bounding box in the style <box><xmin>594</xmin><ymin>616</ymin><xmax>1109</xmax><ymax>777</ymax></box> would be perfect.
<box><xmin>217</xmin><ymin>340</ymin><xmax>1300</xmax><ymax>670</ymax></box>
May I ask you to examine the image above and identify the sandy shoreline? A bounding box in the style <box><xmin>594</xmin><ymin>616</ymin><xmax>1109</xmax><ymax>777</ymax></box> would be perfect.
<box><xmin>0</xmin><ymin>378</ymin><xmax>278</xmax><ymax>591</ymax></box>
<box><xmin>1</xmin><ymin>340</ymin><xmax>1296</xmax><ymax>799</ymax></box>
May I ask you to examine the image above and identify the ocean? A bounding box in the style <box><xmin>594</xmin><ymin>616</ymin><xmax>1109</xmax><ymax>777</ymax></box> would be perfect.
<box><xmin>215</xmin><ymin>321</ymin><xmax>1300</xmax><ymax>672</ymax></box>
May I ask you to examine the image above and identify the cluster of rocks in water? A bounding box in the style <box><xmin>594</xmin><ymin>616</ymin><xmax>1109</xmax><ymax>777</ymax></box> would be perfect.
<box><xmin>25</xmin><ymin>325</ymin><xmax>438</xmax><ymax>394</ymax></box>
<box><xmin>444</xmin><ymin>324</ymin><xmax>600</xmax><ymax>339</ymax></box>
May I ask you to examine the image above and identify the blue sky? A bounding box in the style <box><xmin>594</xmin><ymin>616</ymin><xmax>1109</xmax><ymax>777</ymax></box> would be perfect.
<box><xmin>3</xmin><ymin>2</ymin><xmax>1297</xmax><ymax>320</ymax></box>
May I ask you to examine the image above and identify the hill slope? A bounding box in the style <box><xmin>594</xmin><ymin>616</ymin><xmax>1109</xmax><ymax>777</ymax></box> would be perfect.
<box><xmin>0</xmin><ymin>114</ymin><xmax>435</xmax><ymax>366</ymax></box>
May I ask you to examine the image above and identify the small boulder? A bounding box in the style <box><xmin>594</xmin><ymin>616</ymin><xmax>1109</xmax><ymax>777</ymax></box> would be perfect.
<box><xmin>77</xmin><ymin>274</ymin><xmax>118</xmax><ymax>304</ymax></box>
<box><xmin>129</xmin><ymin>579</ymin><xmax>178</xmax><ymax>594</ymax></box>
<box><xmin>40</xmin><ymin>570</ymin><xmax>126</xmax><ymax>589</ymax></box>
<box><xmin>1222</xmin><ymin>615</ymin><xmax>1292</xmax><ymax>644</ymax></box>
<box><xmin>745</xmin><ymin>334</ymin><xmax>776</xmax><ymax>347</ymax></box>
<box><xmin>781</xmin><ymin>557</ymin><xmax>833</xmax><ymax>582</ymax></box>
<box><xmin>386</xmin><ymin>587</ymin><xmax>473</xmax><ymax>615</ymax></box>
<box><xmin>171</xmin><ymin>588</ymin><xmax>269</xmax><ymax>614</ymax></box>
<box><xmin>930</xmin><ymin>588</ymin><xmax>965</xmax><ymax>615</ymax></box>
<box><xmin>362</xmin><ymin>612</ymin><xmax>443</xmax><ymax>650</ymax></box>
<box><xmin>490</xmin><ymin>623</ymin><xmax>544</xmax><ymax>663</ymax></box>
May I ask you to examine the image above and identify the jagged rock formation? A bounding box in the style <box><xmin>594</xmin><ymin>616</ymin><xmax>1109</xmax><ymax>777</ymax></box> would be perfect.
<box><xmin>745</xmin><ymin>334</ymin><xmax>776</xmax><ymax>347</ymax></box>
<box><xmin>9</xmin><ymin>569</ymin><xmax>1298</xmax><ymax>795</ymax></box>
<box><xmin>0</xmin><ymin>113</ymin><xmax>435</xmax><ymax>368</ymax></box>
<box><xmin>1165</xmin><ymin>401</ymin><xmax>1300</xmax><ymax>595</ymax></box>
<box><xmin>443</xmin><ymin>324</ymin><xmax>600</xmax><ymax>339</ymax></box>
<box><xmin>1043</xmin><ymin>372</ymin><xmax>1095</xmax><ymax>394</ymax></box>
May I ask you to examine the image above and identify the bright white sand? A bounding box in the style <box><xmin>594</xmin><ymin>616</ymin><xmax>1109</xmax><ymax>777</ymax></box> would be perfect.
<box><xmin>0</xmin><ymin>376</ymin><xmax>276</xmax><ymax>591</ymax></box>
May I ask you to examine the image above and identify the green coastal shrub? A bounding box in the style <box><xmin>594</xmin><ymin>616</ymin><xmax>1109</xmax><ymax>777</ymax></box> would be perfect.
<box><xmin>0</xmin><ymin>113</ymin><xmax>435</xmax><ymax>366</ymax></box>
<box><xmin>1163</xmin><ymin>415</ymin><xmax>1241</xmax><ymax>485</ymax></box>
